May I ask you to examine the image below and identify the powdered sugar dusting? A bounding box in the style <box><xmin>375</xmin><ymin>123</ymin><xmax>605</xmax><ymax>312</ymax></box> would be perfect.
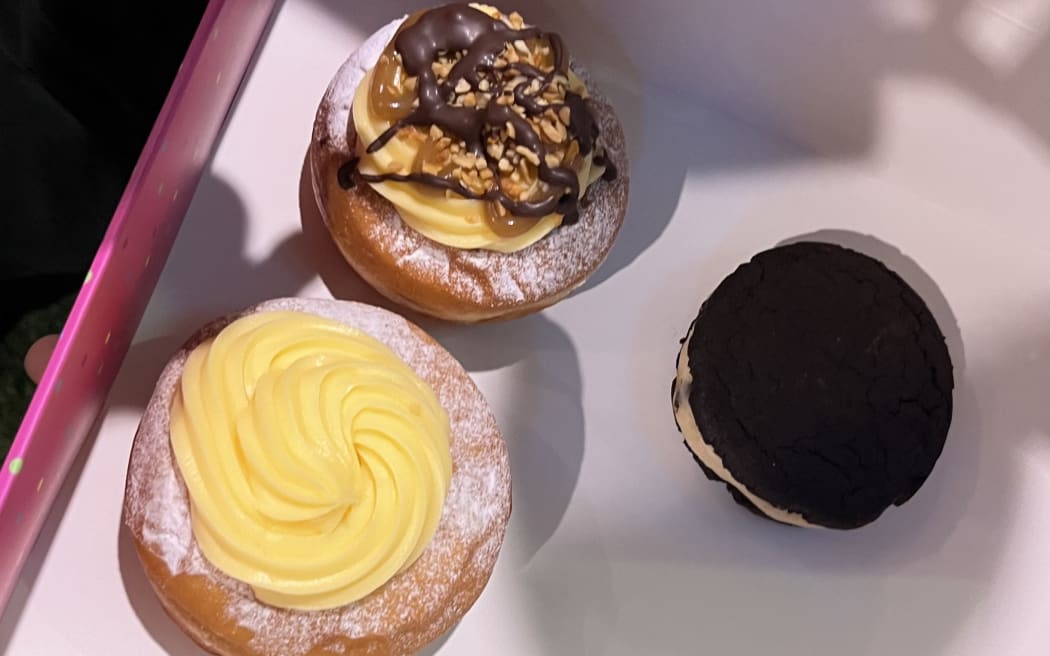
<box><xmin>123</xmin><ymin>299</ymin><xmax>511</xmax><ymax>656</ymax></box>
<box><xmin>314</xmin><ymin>17</ymin><xmax>631</xmax><ymax>316</ymax></box>
<box><xmin>138</xmin><ymin>461</ymin><xmax>192</xmax><ymax>575</ymax></box>
<box><xmin>323</xmin><ymin>19</ymin><xmax>401</xmax><ymax>155</ymax></box>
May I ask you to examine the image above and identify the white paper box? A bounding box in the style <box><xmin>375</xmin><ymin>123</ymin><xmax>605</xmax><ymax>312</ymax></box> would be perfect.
<box><xmin>4</xmin><ymin>1</ymin><xmax>1050</xmax><ymax>654</ymax></box>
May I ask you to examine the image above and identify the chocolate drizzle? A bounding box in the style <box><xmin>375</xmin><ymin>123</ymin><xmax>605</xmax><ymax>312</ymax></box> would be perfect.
<box><xmin>348</xmin><ymin>4</ymin><xmax>615</xmax><ymax>226</ymax></box>
<box><xmin>337</xmin><ymin>160</ymin><xmax>358</xmax><ymax>189</ymax></box>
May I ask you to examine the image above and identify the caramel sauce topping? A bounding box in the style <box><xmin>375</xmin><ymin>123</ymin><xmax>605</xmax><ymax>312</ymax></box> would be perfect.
<box><xmin>348</xmin><ymin>4</ymin><xmax>617</xmax><ymax>237</ymax></box>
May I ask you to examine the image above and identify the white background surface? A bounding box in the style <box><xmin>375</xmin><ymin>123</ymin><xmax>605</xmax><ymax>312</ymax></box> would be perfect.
<box><xmin>4</xmin><ymin>0</ymin><xmax>1050</xmax><ymax>654</ymax></box>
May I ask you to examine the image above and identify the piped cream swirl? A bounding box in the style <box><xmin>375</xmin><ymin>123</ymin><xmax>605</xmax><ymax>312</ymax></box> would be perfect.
<box><xmin>169</xmin><ymin>310</ymin><xmax>451</xmax><ymax>610</ymax></box>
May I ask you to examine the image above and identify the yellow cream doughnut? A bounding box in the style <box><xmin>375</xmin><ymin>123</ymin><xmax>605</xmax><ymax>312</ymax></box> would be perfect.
<box><xmin>169</xmin><ymin>310</ymin><xmax>451</xmax><ymax>611</ymax></box>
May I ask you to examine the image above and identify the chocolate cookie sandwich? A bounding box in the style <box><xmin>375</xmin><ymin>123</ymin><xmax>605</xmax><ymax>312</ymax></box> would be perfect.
<box><xmin>672</xmin><ymin>242</ymin><xmax>954</xmax><ymax>529</ymax></box>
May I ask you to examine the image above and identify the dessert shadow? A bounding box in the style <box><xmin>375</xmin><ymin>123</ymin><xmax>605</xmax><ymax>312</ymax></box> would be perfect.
<box><xmin>296</xmin><ymin>151</ymin><xmax>431</xmax><ymax>326</ymax></box>
<box><xmin>527</xmin><ymin>0</ymin><xmax>676</xmax><ymax>293</ymax></box>
<box><xmin>518</xmin><ymin>539</ymin><xmax>617</xmax><ymax>655</ymax></box>
<box><xmin>107</xmin><ymin>170</ymin><xmax>317</xmax><ymax>415</ymax></box>
<box><xmin>154</xmin><ymin>172</ymin><xmax>315</xmax><ymax>332</ymax></box>
<box><xmin>416</xmin><ymin>626</ymin><xmax>455</xmax><ymax>655</ymax></box>
<box><xmin>432</xmin><ymin>314</ymin><xmax>586</xmax><ymax>563</ymax></box>
<box><xmin>106</xmin><ymin>336</ymin><xmax>185</xmax><ymax>411</ymax></box>
<box><xmin>117</xmin><ymin>526</ymin><xmax>207</xmax><ymax>656</ymax></box>
<box><xmin>574</xmin><ymin>81</ymin><xmax>680</xmax><ymax>293</ymax></box>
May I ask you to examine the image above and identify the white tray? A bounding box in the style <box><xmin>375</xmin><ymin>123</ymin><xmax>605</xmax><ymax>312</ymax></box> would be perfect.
<box><xmin>5</xmin><ymin>0</ymin><xmax>1050</xmax><ymax>654</ymax></box>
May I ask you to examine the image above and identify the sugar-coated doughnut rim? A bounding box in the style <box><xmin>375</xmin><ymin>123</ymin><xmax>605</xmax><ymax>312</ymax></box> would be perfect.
<box><xmin>122</xmin><ymin>298</ymin><xmax>511</xmax><ymax>656</ymax></box>
<box><xmin>309</xmin><ymin>17</ymin><xmax>630</xmax><ymax>323</ymax></box>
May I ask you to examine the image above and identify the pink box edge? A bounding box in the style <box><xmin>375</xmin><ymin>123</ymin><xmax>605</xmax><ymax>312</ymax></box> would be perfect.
<box><xmin>0</xmin><ymin>0</ymin><xmax>279</xmax><ymax>614</ymax></box>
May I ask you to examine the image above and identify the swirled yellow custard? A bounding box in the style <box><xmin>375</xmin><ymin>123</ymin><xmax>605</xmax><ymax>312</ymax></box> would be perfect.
<box><xmin>168</xmin><ymin>310</ymin><xmax>451</xmax><ymax>611</ymax></box>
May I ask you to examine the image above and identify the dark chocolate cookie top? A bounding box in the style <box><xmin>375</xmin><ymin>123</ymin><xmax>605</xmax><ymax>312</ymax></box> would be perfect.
<box><xmin>682</xmin><ymin>241</ymin><xmax>954</xmax><ymax>529</ymax></box>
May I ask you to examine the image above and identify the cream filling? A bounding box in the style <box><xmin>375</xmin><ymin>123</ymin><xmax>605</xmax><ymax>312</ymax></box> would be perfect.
<box><xmin>673</xmin><ymin>323</ymin><xmax>815</xmax><ymax>528</ymax></box>
<box><xmin>169</xmin><ymin>310</ymin><xmax>452</xmax><ymax>610</ymax></box>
